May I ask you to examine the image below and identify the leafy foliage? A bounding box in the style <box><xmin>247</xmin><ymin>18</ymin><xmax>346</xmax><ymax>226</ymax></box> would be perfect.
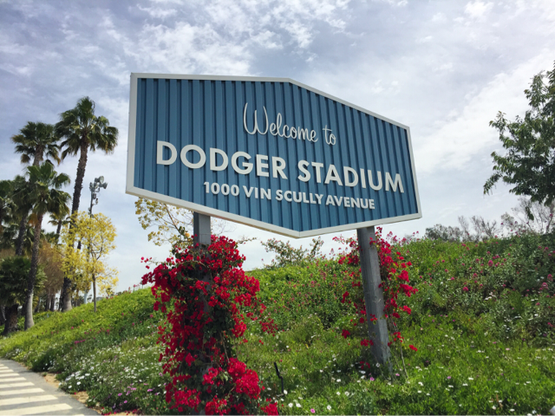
<box><xmin>484</xmin><ymin>61</ymin><xmax>555</xmax><ymax>205</ymax></box>
<box><xmin>11</xmin><ymin>121</ymin><xmax>60</xmax><ymax>166</ymax></box>
<box><xmin>135</xmin><ymin>197</ymin><xmax>193</xmax><ymax>248</ymax></box>
<box><xmin>60</xmin><ymin>211</ymin><xmax>118</xmax><ymax>309</ymax></box>
<box><xmin>0</xmin><ymin>256</ymin><xmax>33</xmax><ymax>307</ymax></box>
<box><xmin>261</xmin><ymin>237</ymin><xmax>323</xmax><ymax>268</ymax></box>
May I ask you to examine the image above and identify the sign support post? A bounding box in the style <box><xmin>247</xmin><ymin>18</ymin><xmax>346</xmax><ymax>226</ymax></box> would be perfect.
<box><xmin>193</xmin><ymin>212</ymin><xmax>211</xmax><ymax>246</ymax></box>
<box><xmin>357</xmin><ymin>226</ymin><xmax>391</xmax><ymax>365</ymax></box>
<box><xmin>192</xmin><ymin>211</ymin><xmax>213</xmax><ymax>376</ymax></box>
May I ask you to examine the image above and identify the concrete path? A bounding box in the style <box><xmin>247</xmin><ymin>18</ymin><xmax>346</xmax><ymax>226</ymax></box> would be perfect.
<box><xmin>0</xmin><ymin>359</ymin><xmax>99</xmax><ymax>416</ymax></box>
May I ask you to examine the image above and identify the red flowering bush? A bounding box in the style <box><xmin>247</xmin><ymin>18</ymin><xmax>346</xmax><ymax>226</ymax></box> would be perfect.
<box><xmin>335</xmin><ymin>228</ymin><xmax>418</xmax><ymax>351</ymax></box>
<box><xmin>141</xmin><ymin>236</ymin><xmax>278</xmax><ymax>415</ymax></box>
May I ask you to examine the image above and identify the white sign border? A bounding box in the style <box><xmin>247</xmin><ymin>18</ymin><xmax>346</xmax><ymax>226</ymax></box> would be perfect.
<box><xmin>126</xmin><ymin>73</ymin><xmax>422</xmax><ymax>239</ymax></box>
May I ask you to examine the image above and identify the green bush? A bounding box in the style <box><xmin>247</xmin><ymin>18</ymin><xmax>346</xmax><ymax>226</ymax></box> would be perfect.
<box><xmin>1</xmin><ymin>232</ymin><xmax>554</xmax><ymax>415</ymax></box>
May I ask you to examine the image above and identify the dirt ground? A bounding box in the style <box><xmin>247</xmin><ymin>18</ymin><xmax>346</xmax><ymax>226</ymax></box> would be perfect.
<box><xmin>43</xmin><ymin>372</ymin><xmax>135</xmax><ymax>415</ymax></box>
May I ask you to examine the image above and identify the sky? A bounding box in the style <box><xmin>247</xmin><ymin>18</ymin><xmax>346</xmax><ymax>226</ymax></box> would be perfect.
<box><xmin>1</xmin><ymin>0</ymin><xmax>554</xmax><ymax>293</ymax></box>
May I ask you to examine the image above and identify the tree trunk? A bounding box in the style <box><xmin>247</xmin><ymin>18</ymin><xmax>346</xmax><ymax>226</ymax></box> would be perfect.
<box><xmin>15</xmin><ymin>214</ymin><xmax>28</xmax><ymax>256</ymax></box>
<box><xmin>71</xmin><ymin>139</ymin><xmax>89</xmax><ymax>217</ymax></box>
<box><xmin>25</xmin><ymin>214</ymin><xmax>43</xmax><ymax>330</ymax></box>
<box><xmin>56</xmin><ymin>220</ymin><xmax>62</xmax><ymax>240</ymax></box>
<box><xmin>34</xmin><ymin>297</ymin><xmax>41</xmax><ymax>313</ymax></box>
<box><xmin>3</xmin><ymin>304</ymin><xmax>19</xmax><ymax>336</ymax></box>
<box><xmin>93</xmin><ymin>274</ymin><xmax>97</xmax><ymax>313</ymax></box>
<box><xmin>61</xmin><ymin>140</ymin><xmax>89</xmax><ymax>312</ymax></box>
<box><xmin>61</xmin><ymin>277</ymin><xmax>73</xmax><ymax>312</ymax></box>
<box><xmin>0</xmin><ymin>304</ymin><xmax>5</xmax><ymax>325</ymax></box>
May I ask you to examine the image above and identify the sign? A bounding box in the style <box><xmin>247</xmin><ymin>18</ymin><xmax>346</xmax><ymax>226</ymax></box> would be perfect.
<box><xmin>126</xmin><ymin>74</ymin><xmax>421</xmax><ymax>238</ymax></box>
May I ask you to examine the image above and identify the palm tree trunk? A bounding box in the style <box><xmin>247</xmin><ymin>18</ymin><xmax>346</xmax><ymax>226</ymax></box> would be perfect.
<box><xmin>24</xmin><ymin>214</ymin><xmax>43</xmax><ymax>330</ymax></box>
<box><xmin>15</xmin><ymin>214</ymin><xmax>27</xmax><ymax>256</ymax></box>
<box><xmin>3</xmin><ymin>304</ymin><xmax>19</xmax><ymax>335</ymax></box>
<box><xmin>56</xmin><ymin>220</ymin><xmax>62</xmax><ymax>239</ymax></box>
<box><xmin>71</xmin><ymin>139</ymin><xmax>88</xmax><ymax>216</ymax></box>
<box><xmin>61</xmin><ymin>141</ymin><xmax>89</xmax><ymax>312</ymax></box>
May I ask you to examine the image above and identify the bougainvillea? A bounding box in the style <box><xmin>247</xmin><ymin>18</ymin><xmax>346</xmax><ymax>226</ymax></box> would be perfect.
<box><xmin>141</xmin><ymin>235</ymin><xmax>278</xmax><ymax>415</ymax></box>
<box><xmin>336</xmin><ymin>228</ymin><xmax>418</xmax><ymax>351</ymax></box>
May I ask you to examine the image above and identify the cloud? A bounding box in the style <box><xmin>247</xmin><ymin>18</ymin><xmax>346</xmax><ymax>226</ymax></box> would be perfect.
<box><xmin>415</xmin><ymin>53</ymin><xmax>555</xmax><ymax>175</ymax></box>
<box><xmin>464</xmin><ymin>1</ymin><xmax>493</xmax><ymax>20</ymax></box>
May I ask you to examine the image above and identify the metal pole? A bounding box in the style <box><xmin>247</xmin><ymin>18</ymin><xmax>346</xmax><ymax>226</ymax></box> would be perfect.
<box><xmin>191</xmin><ymin>212</ymin><xmax>212</xmax><ymax>416</ymax></box>
<box><xmin>357</xmin><ymin>226</ymin><xmax>390</xmax><ymax>364</ymax></box>
<box><xmin>193</xmin><ymin>212</ymin><xmax>211</xmax><ymax>246</ymax></box>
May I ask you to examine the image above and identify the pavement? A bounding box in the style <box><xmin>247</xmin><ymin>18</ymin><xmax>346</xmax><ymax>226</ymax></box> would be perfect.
<box><xmin>0</xmin><ymin>359</ymin><xmax>99</xmax><ymax>416</ymax></box>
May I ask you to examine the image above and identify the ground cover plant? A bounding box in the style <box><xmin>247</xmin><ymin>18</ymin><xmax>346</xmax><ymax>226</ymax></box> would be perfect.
<box><xmin>0</xmin><ymin>230</ymin><xmax>554</xmax><ymax>415</ymax></box>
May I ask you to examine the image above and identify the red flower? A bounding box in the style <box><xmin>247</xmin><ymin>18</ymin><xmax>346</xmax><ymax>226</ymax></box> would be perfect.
<box><xmin>184</xmin><ymin>353</ymin><xmax>195</xmax><ymax>366</ymax></box>
<box><xmin>409</xmin><ymin>344</ymin><xmax>418</xmax><ymax>351</ymax></box>
<box><xmin>341</xmin><ymin>329</ymin><xmax>351</xmax><ymax>338</ymax></box>
<box><xmin>360</xmin><ymin>339</ymin><xmax>374</xmax><ymax>347</ymax></box>
<box><xmin>262</xmin><ymin>402</ymin><xmax>279</xmax><ymax>415</ymax></box>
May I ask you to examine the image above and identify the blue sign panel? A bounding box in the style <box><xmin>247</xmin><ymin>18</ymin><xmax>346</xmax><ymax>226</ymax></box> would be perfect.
<box><xmin>126</xmin><ymin>74</ymin><xmax>421</xmax><ymax>238</ymax></box>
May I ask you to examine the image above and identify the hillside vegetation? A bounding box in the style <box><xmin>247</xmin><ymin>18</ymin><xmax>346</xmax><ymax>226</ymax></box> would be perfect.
<box><xmin>1</xmin><ymin>232</ymin><xmax>554</xmax><ymax>415</ymax></box>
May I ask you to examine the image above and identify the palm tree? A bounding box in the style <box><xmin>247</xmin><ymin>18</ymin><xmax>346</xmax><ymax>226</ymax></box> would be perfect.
<box><xmin>11</xmin><ymin>121</ymin><xmax>60</xmax><ymax>166</ymax></box>
<box><xmin>56</xmin><ymin>96</ymin><xmax>118</xmax><ymax>216</ymax></box>
<box><xmin>55</xmin><ymin>96</ymin><xmax>118</xmax><ymax>311</ymax></box>
<box><xmin>0</xmin><ymin>180</ymin><xmax>14</xmax><ymax>234</ymax></box>
<box><xmin>48</xmin><ymin>210</ymin><xmax>70</xmax><ymax>243</ymax></box>
<box><xmin>10</xmin><ymin>175</ymin><xmax>34</xmax><ymax>256</ymax></box>
<box><xmin>24</xmin><ymin>163</ymin><xmax>70</xmax><ymax>329</ymax></box>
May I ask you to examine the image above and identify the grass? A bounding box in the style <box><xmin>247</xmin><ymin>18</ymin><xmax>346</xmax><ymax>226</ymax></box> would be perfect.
<box><xmin>1</xmin><ymin>232</ymin><xmax>554</xmax><ymax>415</ymax></box>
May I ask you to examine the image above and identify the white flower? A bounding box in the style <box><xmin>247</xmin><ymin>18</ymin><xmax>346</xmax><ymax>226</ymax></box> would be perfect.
<box><xmin>418</xmin><ymin>390</ymin><xmax>422</xmax><ymax>393</ymax></box>
<box><xmin>77</xmin><ymin>382</ymin><xmax>81</xmax><ymax>385</ymax></box>
<box><xmin>468</xmin><ymin>377</ymin><xmax>474</xmax><ymax>380</ymax></box>
<box><xmin>336</xmin><ymin>392</ymin><xmax>340</xmax><ymax>396</ymax></box>
<box><xmin>288</xmin><ymin>403</ymin><xmax>293</xmax><ymax>408</ymax></box>
<box><xmin>292</xmin><ymin>367</ymin><xmax>296</xmax><ymax>369</ymax></box>
<box><xmin>344</xmin><ymin>392</ymin><xmax>349</xmax><ymax>396</ymax></box>
<box><xmin>284</xmin><ymin>390</ymin><xmax>288</xmax><ymax>395</ymax></box>
<box><xmin>492</xmin><ymin>406</ymin><xmax>496</xmax><ymax>410</ymax></box>
<box><xmin>320</xmin><ymin>370</ymin><xmax>323</xmax><ymax>373</ymax></box>
<box><xmin>336</xmin><ymin>379</ymin><xmax>341</xmax><ymax>382</ymax></box>
<box><xmin>418</xmin><ymin>382</ymin><xmax>423</xmax><ymax>386</ymax></box>
<box><xmin>296</xmin><ymin>403</ymin><xmax>301</xmax><ymax>408</ymax></box>
<box><xmin>327</xmin><ymin>405</ymin><xmax>332</xmax><ymax>410</ymax></box>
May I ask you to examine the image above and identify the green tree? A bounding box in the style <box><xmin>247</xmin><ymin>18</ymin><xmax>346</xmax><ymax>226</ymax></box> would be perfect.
<box><xmin>11</xmin><ymin>121</ymin><xmax>60</xmax><ymax>166</ymax></box>
<box><xmin>484</xmin><ymin>61</ymin><xmax>555</xmax><ymax>207</ymax></box>
<box><xmin>135</xmin><ymin>197</ymin><xmax>193</xmax><ymax>248</ymax></box>
<box><xmin>55</xmin><ymin>96</ymin><xmax>118</xmax><ymax>311</ymax></box>
<box><xmin>24</xmin><ymin>163</ymin><xmax>71</xmax><ymax>329</ymax></box>
<box><xmin>38</xmin><ymin>241</ymin><xmax>64</xmax><ymax>311</ymax></box>
<box><xmin>60</xmin><ymin>211</ymin><xmax>117</xmax><ymax>312</ymax></box>
<box><xmin>48</xmin><ymin>210</ymin><xmax>70</xmax><ymax>243</ymax></box>
<box><xmin>0</xmin><ymin>180</ymin><xmax>14</xmax><ymax>233</ymax></box>
<box><xmin>0</xmin><ymin>256</ymin><xmax>31</xmax><ymax>335</ymax></box>
<box><xmin>0</xmin><ymin>256</ymin><xmax>44</xmax><ymax>335</ymax></box>
<box><xmin>10</xmin><ymin>175</ymin><xmax>34</xmax><ymax>256</ymax></box>
<box><xmin>261</xmin><ymin>237</ymin><xmax>323</xmax><ymax>268</ymax></box>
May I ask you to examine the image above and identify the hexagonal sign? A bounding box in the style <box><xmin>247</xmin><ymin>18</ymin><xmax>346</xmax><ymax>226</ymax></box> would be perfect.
<box><xmin>126</xmin><ymin>74</ymin><xmax>421</xmax><ymax>238</ymax></box>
